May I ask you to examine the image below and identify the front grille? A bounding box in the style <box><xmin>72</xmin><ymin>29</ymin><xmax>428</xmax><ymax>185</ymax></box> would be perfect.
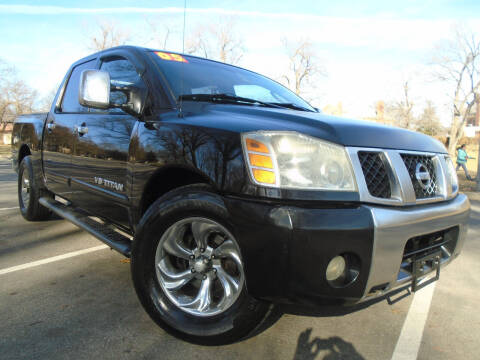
<box><xmin>358</xmin><ymin>151</ymin><xmax>391</xmax><ymax>198</ymax></box>
<box><xmin>401</xmin><ymin>154</ymin><xmax>437</xmax><ymax>199</ymax></box>
<box><xmin>350</xmin><ymin>147</ymin><xmax>457</xmax><ymax>206</ymax></box>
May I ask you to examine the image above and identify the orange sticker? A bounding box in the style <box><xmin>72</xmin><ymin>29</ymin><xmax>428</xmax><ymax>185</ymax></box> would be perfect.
<box><xmin>155</xmin><ymin>51</ymin><xmax>188</xmax><ymax>63</ymax></box>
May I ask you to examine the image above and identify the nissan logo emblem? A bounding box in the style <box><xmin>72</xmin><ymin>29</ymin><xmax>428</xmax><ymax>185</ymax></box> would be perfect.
<box><xmin>415</xmin><ymin>163</ymin><xmax>431</xmax><ymax>189</ymax></box>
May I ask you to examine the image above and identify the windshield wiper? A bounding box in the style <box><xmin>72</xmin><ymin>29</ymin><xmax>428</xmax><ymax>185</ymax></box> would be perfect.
<box><xmin>267</xmin><ymin>102</ymin><xmax>315</xmax><ymax>112</ymax></box>
<box><xmin>178</xmin><ymin>93</ymin><xmax>285</xmax><ymax>109</ymax></box>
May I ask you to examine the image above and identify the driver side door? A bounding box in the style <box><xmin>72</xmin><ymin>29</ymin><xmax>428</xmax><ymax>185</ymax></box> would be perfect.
<box><xmin>69</xmin><ymin>56</ymin><xmax>142</xmax><ymax>228</ymax></box>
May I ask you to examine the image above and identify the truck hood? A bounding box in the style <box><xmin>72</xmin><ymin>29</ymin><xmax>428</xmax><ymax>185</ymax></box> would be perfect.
<box><xmin>183</xmin><ymin>103</ymin><xmax>447</xmax><ymax>154</ymax></box>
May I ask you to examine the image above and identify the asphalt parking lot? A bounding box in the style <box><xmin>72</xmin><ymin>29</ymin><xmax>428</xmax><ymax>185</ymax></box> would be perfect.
<box><xmin>1</xmin><ymin>156</ymin><xmax>479</xmax><ymax>360</ymax></box>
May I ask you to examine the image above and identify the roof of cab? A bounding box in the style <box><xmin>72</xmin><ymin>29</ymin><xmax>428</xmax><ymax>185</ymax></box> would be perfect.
<box><xmin>71</xmin><ymin>45</ymin><xmax>251</xmax><ymax>73</ymax></box>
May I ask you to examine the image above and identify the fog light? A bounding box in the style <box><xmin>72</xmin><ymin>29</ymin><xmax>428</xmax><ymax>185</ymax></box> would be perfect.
<box><xmin>326</xmin><ymin>255</ymin><xmax>346</xmax><ymax>281</ymax></box>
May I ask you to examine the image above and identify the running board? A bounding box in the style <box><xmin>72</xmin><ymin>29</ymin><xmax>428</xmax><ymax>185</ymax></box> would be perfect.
<box><xmin>39</xmin><ymin>197</ymin><xmax>132</xmax><ymax>257</ymax></box>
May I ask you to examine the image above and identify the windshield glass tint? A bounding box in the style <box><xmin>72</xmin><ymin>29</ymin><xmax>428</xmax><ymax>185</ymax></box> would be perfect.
<box><xmin>151</xmin><ymin>52</ymin><xmax>315</xmax><ymax>111</ymax></box>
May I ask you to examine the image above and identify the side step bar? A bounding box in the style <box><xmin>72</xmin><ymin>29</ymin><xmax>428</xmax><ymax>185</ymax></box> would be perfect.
<box><xmin>39</xmin><ymin>197</ymin><xmax>132</xmax><ymax>257</ymax></box>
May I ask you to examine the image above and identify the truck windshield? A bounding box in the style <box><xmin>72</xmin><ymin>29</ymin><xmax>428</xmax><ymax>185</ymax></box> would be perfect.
<box><xmin>150</xmin><ymin>51</ymin><xmax>315</xmax><ymax>112</ymax></box>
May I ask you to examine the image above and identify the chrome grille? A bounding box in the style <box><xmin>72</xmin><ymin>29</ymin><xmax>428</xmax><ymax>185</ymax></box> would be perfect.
<box><xmin>358</xmin><ymin>152</ymin><xmax>391</xmax><ymax>198</ymax></box>
<box><xmin>400</xmin><ymin>154</ymin><xmax>437</xmax><ymax>199</ymax></box>
<box><xmin>347</xmin><ymin>147</ymin><xmax>457</xmax><ymax>206</ymax></box>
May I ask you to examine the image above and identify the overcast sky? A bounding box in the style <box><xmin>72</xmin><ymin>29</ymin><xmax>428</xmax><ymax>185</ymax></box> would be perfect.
<box><xmin>1</xmin><ymin>1</ymin><xmax>480</xmax><ymax>123</ymax></box>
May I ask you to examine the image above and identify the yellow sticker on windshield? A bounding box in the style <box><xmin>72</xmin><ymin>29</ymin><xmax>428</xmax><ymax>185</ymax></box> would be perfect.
<box><xmin>155</xmin><ymin>51</ymin><xmax>188</xmax><ymax>63</ymax></box>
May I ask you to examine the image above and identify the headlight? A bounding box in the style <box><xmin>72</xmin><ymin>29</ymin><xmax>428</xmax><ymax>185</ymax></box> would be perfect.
<box><xmin>445</xmin><ymin>156</ymin><xmax>458</xmax><ymax>193</ymax></box>
<box><xmin>242</xmin><ymin>131</ymin><xmax>357</xmax><ymax>191</ymax></box>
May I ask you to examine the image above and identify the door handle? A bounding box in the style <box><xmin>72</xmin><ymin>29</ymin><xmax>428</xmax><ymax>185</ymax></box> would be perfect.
<box><xmin>46</xmin><ymin>122</ymin><xmax>56</xmax><ymax>132</ymax></box>
<box><xmin>76</xmin><ymin>124</ymin><xmax>88</xmax><ymax>136</ymax></box>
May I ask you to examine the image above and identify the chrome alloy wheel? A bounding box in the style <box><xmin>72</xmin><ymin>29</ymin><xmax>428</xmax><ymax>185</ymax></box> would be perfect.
<box><xmin>155</xmin><ymin>217</ymin><xmax>245</xmax><ymax>317</ymax></box>
<box><xmin>20</xmin><ymin>171</ymin><xmax>30</xmax><ymax>209</ymax></box>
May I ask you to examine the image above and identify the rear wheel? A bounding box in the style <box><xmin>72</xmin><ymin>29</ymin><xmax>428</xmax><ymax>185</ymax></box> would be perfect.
<box><xmin>18</xmin><ymin>156</ymin><xmax>51</xmax><ymax>221</ymax></box>
<box><xmin>131</xmin><ymin>185</ymin><xmax>270</xmax><ymax>345</ymax></box>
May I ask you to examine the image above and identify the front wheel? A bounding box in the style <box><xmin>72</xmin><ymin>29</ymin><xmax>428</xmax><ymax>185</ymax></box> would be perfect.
<box><xmin>131</xmin><ymin>185</ymin><xmax>270</xmax><ymax>345</ymax></box>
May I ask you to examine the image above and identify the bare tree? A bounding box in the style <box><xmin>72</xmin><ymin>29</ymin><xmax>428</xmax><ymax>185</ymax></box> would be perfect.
<box><xmin>38</xmin><ymin>87</ymin><xmax>58</xmax><ymax>112</ymax></box>
<box><xmin>186</xmin><ymin>17</ymin><xmax>244</xmax><ymax>65</ymax></box>
<box><xmin>145</xmin><ymin>17</ymin><xmax>172</xmax><ymax>50</ymax></box>
<box><xmin>0</xmin><ymin>59</ymin><xmax>14</xmax><ymax>130</ymax></box>
<box><xmin>431</xmin><ymin>25</ymin><xmax>480</xmax><ymax>153</ymax></box>
<box><xmin>415</xmin><ymin>101</ymin><xmax>444</xmax><ymax>136</ymax></box>
<box><xmin>280</xmin><ymin>38</ymin><xmax>324</xmax><ymax>96</ymax></box>
<box><xmin>385</xmin><ymin>81</ymin><xmax>415</xmax><ymax>129</ymax></box>
<box><xmin>186</xmin><ymin>25</ymin><xmax>210</xmax><ymax>58</ymax></box>
<box><xmin>0</xmin><ymin>59</ymin><xmax>38</xmax><ymax>131</ymax></box>
<box><xmin>87</xmin><ymin>19</ymin><xmax>130</xmax><ymax>51</ymax></box>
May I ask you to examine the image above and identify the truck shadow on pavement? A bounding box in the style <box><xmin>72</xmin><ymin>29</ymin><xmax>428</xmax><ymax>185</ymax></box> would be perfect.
<box><xmin>281</xmin><ymin>286</ymin><xmax>411</xmax><ymax>318</ymax></box>
<box><xmin>250</xmin><ymin>285</ymin><xmax>411</xmax><ymax>338</ymax></box>
<box><xmin>292</xmin><ymin>328</ymin><xmax>365</xmax><ymax>360</ymax></box>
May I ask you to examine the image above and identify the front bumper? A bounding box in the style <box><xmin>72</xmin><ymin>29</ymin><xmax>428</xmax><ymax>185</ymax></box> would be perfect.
<box><xmin>224</xmin><ymin>193</ymin><xmax>470</xmax><ymax>306</ymax></box>
<box><xmin>363</xmin><ymin>193</ymin><xmax>470</xmax><ymax>301</ymax></box>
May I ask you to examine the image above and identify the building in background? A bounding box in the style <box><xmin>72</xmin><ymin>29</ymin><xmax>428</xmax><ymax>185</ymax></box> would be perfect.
<box><xmin>0</xmin><ymin>123</ymin><xmax>12</xmax><ymax>145</ymax></box>
<box><xmin>464</xmin><ymin>98</ymin><xmax>480</xmax><ymax>137</ymax></box>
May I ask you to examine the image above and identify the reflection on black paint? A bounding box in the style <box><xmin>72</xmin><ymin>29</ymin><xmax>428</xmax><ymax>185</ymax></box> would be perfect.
<box><xmin>70</xmin><ymin>113</ymin><xmax>137</xmax><ymax>226</ymax></box>
<box><xmin>43</xmin><ymin>112</ymin><xmax>78</xmax><ymax>195</ymax></box>
<box><xmin>133</xmin><ymin>120</ymin><xmax>247</xmax><ymax>196</ymax></box>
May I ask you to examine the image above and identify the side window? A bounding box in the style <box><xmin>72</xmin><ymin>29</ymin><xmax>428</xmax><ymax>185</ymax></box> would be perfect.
<box><xmin>100</xmin><ymin>58</ymin><xmax>143</xmax><ymax>114</ymax></box>
<box><xmin>61</xmin><ymin>60</ymin><xmax>97</xmax><ymax>113</ymax></box>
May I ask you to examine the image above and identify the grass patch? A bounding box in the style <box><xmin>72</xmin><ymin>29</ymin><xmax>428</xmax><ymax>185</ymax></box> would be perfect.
<box><xmin>458</xmin><ymin>171</ymin><xmax>478</xmax><ymax>192</ymax></box>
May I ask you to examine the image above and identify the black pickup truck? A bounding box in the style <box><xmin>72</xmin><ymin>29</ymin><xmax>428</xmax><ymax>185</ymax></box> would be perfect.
<box><xmin>12</xmin><ymin>46</ymin><xmax>470</xmax><ymax>345</ymax></box>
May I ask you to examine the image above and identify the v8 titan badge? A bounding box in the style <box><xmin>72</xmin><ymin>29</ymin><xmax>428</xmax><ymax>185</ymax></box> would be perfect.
<box><xmin>94</xmin><ymin>177</ymin><xmax>124</xmax><ymax>192</ymax></box>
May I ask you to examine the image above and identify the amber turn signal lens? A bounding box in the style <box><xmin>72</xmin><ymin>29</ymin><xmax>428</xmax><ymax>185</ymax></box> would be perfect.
<box><xmin>249</xmin><ymin>153</ymin><xmax>273</xmax><ymax>169</ymax></box>
<box><xmin>246</xmin><ymin>138</ymin><xmax>269</xmax><ymax>153</ymax></box>
<box><xmin>252</xmin><ymin>169</ymin><xmax>275</xmax><ymax>184</ymax></box>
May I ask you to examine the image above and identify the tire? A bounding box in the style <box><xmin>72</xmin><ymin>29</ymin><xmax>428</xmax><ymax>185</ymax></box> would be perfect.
<box><xmin>18</xmin><ymin>156</ymin><xmax>51</xmax><ymax>221</ymax></box>
<box><xmin>131</xmin><ymin>184</ymin><xmax>270</xmax><ymax>345</ymax></box>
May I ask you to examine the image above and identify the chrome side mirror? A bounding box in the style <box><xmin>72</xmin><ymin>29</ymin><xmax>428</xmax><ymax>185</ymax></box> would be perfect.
<box><xmin>79</xmin><ymin>70</ymin><xmax>110</xmax><ymax>109</ymax></box>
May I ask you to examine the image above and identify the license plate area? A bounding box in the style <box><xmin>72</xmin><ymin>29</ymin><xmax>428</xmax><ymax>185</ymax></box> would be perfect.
<box><xmin>412</xmin><ymin>250</ymin><xmax>441</xmax><ymax>292</ymax></box>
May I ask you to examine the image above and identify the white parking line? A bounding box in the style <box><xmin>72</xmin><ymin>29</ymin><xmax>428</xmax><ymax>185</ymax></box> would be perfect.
<box><xmin>0</xmin><ymin>245</ymin><xmax>109</xmax><ymax>275</ymax></box>
<box><xmin>0</xmin><ymin>206</ymin><xmax>19</xmax><ymax>211</ymax></box>
<box><xmin>391</xmin><ymin>283</ymin><xmax>437</xmax><ymax>360</ymax></box>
